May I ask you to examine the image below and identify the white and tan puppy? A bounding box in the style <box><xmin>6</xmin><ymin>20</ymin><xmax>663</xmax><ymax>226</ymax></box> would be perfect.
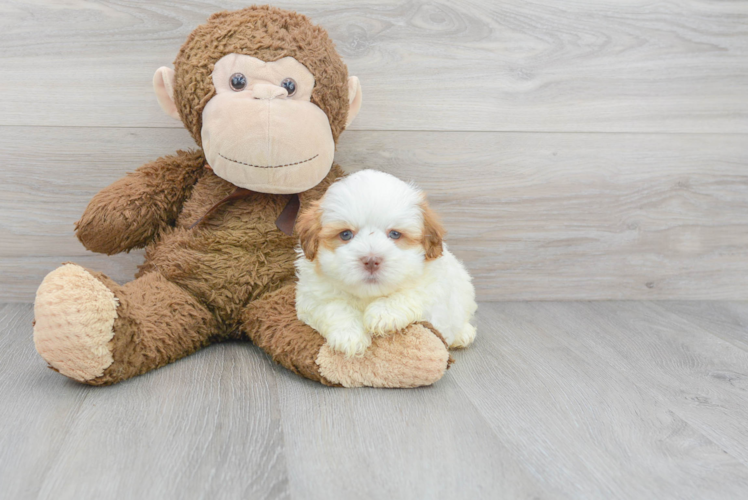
<box><xmin>295</xmin><ymin>169</ymin><xmax>477</xmax><ymax>357</ymax></box>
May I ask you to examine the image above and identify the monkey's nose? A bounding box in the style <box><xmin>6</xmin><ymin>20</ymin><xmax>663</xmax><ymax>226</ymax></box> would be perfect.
<box><xmin>252</xmin><ymin>83</ymin><xmax>288</xmax><ymax>100</ymax></box>
<box><xmin>361</xmin><ymin>256</ymin><xmax>382</xmax><ymax>273</ymax></box>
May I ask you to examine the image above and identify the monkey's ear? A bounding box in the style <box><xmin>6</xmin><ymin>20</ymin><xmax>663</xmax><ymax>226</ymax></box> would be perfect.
<box><xmin>345</xmin><ymin>76</ymin><xmax>363</xmax><ymax>128</ymax></box>
<box><xmin>153</xmin><ymin>67</ymin><xmax>180</xmax><ymax>120</ymax></box>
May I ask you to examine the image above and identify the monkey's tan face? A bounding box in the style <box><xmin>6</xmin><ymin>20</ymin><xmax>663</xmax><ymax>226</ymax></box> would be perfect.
<box><xmin>199</xmin><ymin>54</ymin><xmax>335</xmax><ymax>194</ymax></box>
<box><xmin>154</xmin><ymin>51</ymin><xmax>361</xmax><ymax>194</ymax></box>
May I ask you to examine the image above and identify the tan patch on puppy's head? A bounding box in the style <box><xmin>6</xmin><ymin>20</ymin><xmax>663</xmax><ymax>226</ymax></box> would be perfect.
<box><xmin>420</xmin><ymin>199</ymin><xmax>445</xmax><ymax>261</ymax></box>
<box><xmin>297</xmin><ymin>201</ymin><xmax>356</xmax><ymax>260</ymax></box>
<box><xmin>388</xmin><ymin>230</ymin><xmax>422</xmax><ymax>255</ymax></box>
<box><xmin>296</xmin><ymin>200</ymin><xmax>323</xmax><ymax>260</ymax></box>
<box><xmin>319</xmin><ymin>224</ymin><xmax>357</xmax><ymax>253</ymax></box>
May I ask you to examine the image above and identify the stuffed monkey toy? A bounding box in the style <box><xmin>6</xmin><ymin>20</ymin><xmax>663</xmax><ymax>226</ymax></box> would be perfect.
<box><xmin>32</xmin><ymin>6</ymin><xmax>451</xmax><ymax>388</ymax></box>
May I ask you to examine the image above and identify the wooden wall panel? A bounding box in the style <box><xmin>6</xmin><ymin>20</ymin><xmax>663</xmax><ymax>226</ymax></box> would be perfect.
<box><xmin>1</xmin><ymin>0</ymin><xmax>746</xmax><ymax>301</ymax></box>
<box><xmin>0</xmin><ymin>0</ymin><xmax>745</xmax><ymax>132</ymax></box>
<box><xmin>2</xmin><ymin>127</ymin><xmax>746</xmax><ymax>301</ymax></box>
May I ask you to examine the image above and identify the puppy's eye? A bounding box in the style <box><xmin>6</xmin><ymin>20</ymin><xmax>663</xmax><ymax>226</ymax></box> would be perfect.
<box><xmin>230</xmin><ymin>73</ymin><xmax>247</xmax><ymax>91</ymax></box>
<box><xmin>388</xmin><ymin>230</ymin><xmax>402</xmax><ymax>240</ymax></box>
<box><xmin>339</xmin><ymin>230</ymin><xmax>354</xmax><ymax>241</ymax></box>
<box><xmin>280</xmin><ymin>78</ymin><xmax>297</xmax><ymax>96</ymax></box>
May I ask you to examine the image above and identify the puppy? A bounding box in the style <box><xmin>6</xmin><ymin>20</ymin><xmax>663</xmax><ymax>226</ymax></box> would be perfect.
<box><xmin>295</xmin><ymin>169</ymin><xmax>477</xmax><ymax>357</ymax></box>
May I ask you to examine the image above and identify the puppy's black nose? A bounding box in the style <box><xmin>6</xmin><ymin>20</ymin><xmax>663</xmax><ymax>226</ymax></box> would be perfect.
<box><xmin>361</xmin><ymin>256</ymin><xmax>382</xmax><ymax>273</ymax></box>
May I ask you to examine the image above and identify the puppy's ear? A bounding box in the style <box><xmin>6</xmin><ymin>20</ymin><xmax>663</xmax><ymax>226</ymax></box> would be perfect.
<box><xmin>420</xmin><ymin>198</ymin><xmax>445</xmax><ymax>261</ymax></box>
<box><xmin>296</xmin><ymin>200</ymin><xmax>323</xmax><ymax>260</ymax></box>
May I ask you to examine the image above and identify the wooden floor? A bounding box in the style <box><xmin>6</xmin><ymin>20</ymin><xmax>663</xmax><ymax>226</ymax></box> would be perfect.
<box><xmin>2</xmin><ymin>301</ymin><xmax>748</xmax><ymax>499</ymax></box>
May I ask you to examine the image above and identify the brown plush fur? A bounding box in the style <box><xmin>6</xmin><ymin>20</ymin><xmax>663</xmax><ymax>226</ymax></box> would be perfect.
<box><xmin>76</xmin><ymin>157</ymin><xmax>343</xmax><ymax>384</ymax></box>
<box><xmin>86</xmin><ymin>269</ymin><xmax>218</xmax><ymax>386</ymax></box>
<box><xmin>174</xmin><ymin>5</ymin><xmax>349</xmax><ymax>147</ymax></box>
<box><xmin>76</xmin><ymin>150</ymin><xmax>206</xmax><ymax>255</ymax></box>
<box><xmin>242</xmin><ymin>283</ymin><xmax>334</xmax><ymax>385</ymax></box>
<box><xmin>36</xmin><ymin>6</ymin><xmax>450</xmax><ymax>387</ymax></box>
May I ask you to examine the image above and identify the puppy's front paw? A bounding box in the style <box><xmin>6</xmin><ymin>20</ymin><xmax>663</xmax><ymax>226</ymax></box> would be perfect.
<box><xmin>325</xmin><ymin>328</ymin><xmax>372</xmax><ymax>358</ymax></box>
<box><xmin>450</xmin><ymin>323</ymin><xmax>477</xmax><ymax>349</ymax></box>
<box><xmin>364</xmin><ymin>302</ymin><xmax>413</xmax><ymax>337</ymax></box>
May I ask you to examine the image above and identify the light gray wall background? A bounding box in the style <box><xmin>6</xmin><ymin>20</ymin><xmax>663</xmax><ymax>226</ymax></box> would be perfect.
<box><xmin>1</xmin><ymin>0</ymin><xmax>747</xmax><ymax>301</ymax></box>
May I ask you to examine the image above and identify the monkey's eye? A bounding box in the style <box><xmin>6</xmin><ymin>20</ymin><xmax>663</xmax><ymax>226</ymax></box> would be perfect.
<box><xmin>388</xmin><ymin>230</ymin><xmax>402</xmax><ymax>240</ymax></box>
<box><xmin>339</xmin><ymin>230</ymin><xmax>354</xmax><ymax>241</ymax></box>
<box><xmin>229</xmin><ymin>73</ymin><xmax>247</xmax><ymax>91</ymax></box>
<box><xmin>280</xmin><ymin>78</ymin><xmax>297</xmax><ymax>96</ymax></box>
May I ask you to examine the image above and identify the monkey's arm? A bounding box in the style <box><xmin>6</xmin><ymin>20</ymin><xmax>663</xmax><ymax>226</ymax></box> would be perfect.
<box><xmin>76</xmin><ymin>150</ymin><xmax>205</xmax><ymax>255</ymax></box>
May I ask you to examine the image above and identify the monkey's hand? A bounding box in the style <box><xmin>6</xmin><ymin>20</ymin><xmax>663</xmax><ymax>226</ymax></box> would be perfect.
<box><xmin>76</xmin><ymin>150</ymin><xmax>205</xmax><ymax>255</ymax></box>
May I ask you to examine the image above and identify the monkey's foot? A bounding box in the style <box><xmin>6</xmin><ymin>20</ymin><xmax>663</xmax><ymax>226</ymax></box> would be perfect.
<box><xmin>316</xmin><ymin>322</ymin><xmax>451</xmax><ymax>388</ymax></box>
<box><xmin>33</xmin><ymin>263</ymin><xmax>118</xmax><ymax>382</ymax></box>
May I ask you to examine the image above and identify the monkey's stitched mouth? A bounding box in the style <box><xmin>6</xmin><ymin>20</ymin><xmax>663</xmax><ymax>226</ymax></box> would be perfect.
<box><xmin>219</xmin><ymin>153</ymin><xmax>319</xmax><ymax>169</ymax></box>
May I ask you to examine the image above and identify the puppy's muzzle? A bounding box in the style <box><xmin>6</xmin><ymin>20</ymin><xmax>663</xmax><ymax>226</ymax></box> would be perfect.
<box><xmin>361</xmin><ymin>256</ymin><xmax>382</xmax><ymax>273</ymax></box>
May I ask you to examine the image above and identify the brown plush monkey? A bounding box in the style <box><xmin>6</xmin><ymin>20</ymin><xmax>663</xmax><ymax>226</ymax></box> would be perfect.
<box><xmin>32</xmin><ymin>6</ymin><xmax>451</xmax><ymax>387</ymax></box>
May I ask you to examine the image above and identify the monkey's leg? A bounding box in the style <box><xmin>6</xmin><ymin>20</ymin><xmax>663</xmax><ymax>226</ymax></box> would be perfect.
<box><xmin>241</xmin><ymin>283</ymin><xmax>451</xmax><ymax>388</ymax></box>
<box><xmin>33</xmin><ymin>264</ymin><xmax>218</xmax><ymax>385</ymax></box>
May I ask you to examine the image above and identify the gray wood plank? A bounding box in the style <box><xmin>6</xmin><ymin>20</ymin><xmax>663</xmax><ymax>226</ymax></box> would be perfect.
<box><xmin>1</xmin><ymin>253</ymin><xmax>146</xmax><ymax>301</ymax></box>
<box><xmin>482</xmin><ymin>302</ymin><xmax>748</xmax><ymax>468</ymax></box>
<box><xmin>448</xmin><ymin>302</ymin><xmax>748</xmax><ymax>499</ymax></box>
<box><xmin>575</xmin><ymin>301</ymin><xmax>748</xmax><ymax>467</ymax></box>
<box><xmin>0</xmin><ymin>304</ymin><xmax>91</xmax><ymax>500</ymax></box>
<box><xmin>654</xmin><ymin>301</ymin><xmax>748</xmax><ymax>353</ymax></box>
<box><xmin>271</xmin><ymin>363</ymin><xmax>551</xmax><ymax>500</ymax></box>
<box><xmin>2</xmin><ymin>126</ymin><xmax>747</xmax><ymax>301</ymax></box>
<box><xmin>0</xmin><ymin>304</ymin><xmax>290</xmax><ymax>500</ymax></box>
<box><xmin>0</xmin><ymin>0</ymin><xmax>746</xmax><ymax>132</ymax></box>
